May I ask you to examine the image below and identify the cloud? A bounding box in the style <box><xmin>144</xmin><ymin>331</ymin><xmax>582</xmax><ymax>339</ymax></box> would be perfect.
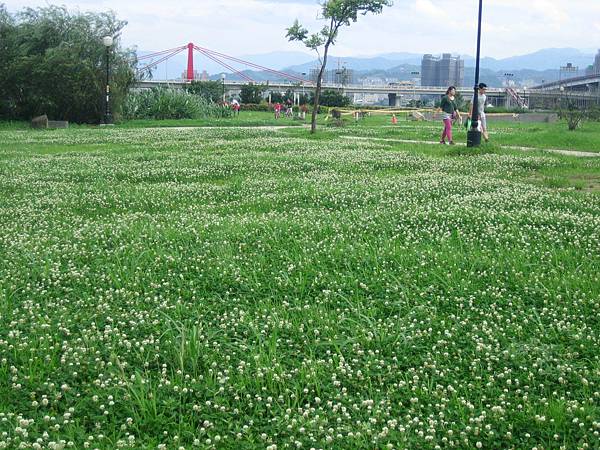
<box><xmin>413</xmin><ymin>0</ymin><xmax>444</xmax><ymax>19</ymax></box>
<box><xmin>3</xmin><ymin>0</ymin><xmax>599</xmax><ymax>58</ymax></box>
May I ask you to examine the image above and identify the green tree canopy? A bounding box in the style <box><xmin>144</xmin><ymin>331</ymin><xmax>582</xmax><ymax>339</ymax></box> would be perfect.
<box><xmin>310</xmin><ymin>90</ymin><xmax>350</xmax><ymax>107</ymax></box>
<box><xmin>286</xmin><ymin>0</ymin><xmax>392</xmax><ymax>133</ymax></box>
<box><xmin>240</xmin><ymin>83</ymin><xmax>266</xmax><ymax>104</ymax></box>
<box><xmin>0</xmin><ymin>5</ymin><xmax>135</xmax><ymax>123</ymax></box>
<box><xmin>186</xmin><ymin>80</ymin><xmax>223</xmax><ymax>103</ymax></box>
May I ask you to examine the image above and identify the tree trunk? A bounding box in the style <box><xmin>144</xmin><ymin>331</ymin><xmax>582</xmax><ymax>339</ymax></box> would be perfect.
<box><xmin>310</xmin><ymin>43</ymin><xmax>331</xmax><ymax>134</ymax></box>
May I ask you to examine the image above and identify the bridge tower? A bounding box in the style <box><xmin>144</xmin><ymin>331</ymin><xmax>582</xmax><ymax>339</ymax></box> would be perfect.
<box><xmin>186</xmin><ymin>42</ymin><xmax>194</xmax><ymax>81</ymax></box>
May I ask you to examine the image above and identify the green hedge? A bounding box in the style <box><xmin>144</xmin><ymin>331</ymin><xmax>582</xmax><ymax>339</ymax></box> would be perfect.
<box><xmin>240</xmin><ymin>103</ymin><xmax>271</xmax><ymax>112</ymax></box>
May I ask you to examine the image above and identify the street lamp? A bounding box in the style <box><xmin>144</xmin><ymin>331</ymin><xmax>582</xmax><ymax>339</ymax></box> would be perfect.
<box><xmin>559</xmin><ymin>85</ymin><xmax>565</xmax><ymax>110</ymax></box>
<box><xmin>102</xmin><ymin>36</ymin><xmax>113</xmax><ymax>124</ymax></box>
<box><xmin>467</xmin><ymin>0</ymin><xmax>484</xmax><ymax>148</ymax></box>
<box><xmin>221</xmin><ymin>73</ymin><xmax>226</xmax><ymax>103</ymax></box>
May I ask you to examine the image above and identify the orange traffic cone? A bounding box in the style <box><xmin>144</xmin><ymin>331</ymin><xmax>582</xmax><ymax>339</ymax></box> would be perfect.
<box><xmin>391</xmin><ymin>114</ymin><xmax>398</xmax><ymax>125</ymax></box>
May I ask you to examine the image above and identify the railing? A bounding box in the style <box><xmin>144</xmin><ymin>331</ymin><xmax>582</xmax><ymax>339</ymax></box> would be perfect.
<box><xmin>506</xmin><ymin>87</ymin><xmax>527</xmax><ymax>108</ymax></box>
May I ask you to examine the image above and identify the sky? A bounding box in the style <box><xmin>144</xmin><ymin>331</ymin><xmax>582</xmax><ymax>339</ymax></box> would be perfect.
<box><xmin>4</xmin><ymin>0</ymin><xmax>600</xmax><ymax>59</ymax></box>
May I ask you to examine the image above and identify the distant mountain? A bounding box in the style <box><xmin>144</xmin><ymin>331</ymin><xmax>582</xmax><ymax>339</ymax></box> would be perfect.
<box><xmin>284</xmin><ymin>56</ymin><xmax>418</xmax><ymax>74</ymax></box>
<box><xmin>137</xmin><ymin>47</ymin><xmax>596</xmax><ymax>84</ymax></box>
<box><xmin>463</xmin><ymin>48</ymin><xmax>595</xmax><ymax>71</ymax></box>
<box><xmin>237</xmin><ymin>51</ymin><xmax>314</xmax><ymax>70</ymax></box>
<box><xmin>283</xmin><ymin>48</ymin><xmax>595</xmax><ymax>74</ymax></box>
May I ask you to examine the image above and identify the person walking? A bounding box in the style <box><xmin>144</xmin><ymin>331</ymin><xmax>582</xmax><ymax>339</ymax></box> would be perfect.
<box><xmin>469</xmin><ymin>83</ymin><xmax>489</xmax><ymax>142</ymax></box>
<box><xmin>231</xmin><ymin>98</ymin><xmax>240</xmax><ymax>117</ymax></box>
<box><xmin>440</xmin><ymin>86</ymin><xmax>461</xmax><ymax>145</ymax></box>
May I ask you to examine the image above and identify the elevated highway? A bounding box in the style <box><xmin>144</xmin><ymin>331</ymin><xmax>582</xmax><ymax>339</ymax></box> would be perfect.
<box><xmin>134</xmin><ymin>80</ymin><xmax>593</xmax><ymax>108</ymax></box>
<box><xmin>533</xmin><ymin>73</ymin><xmax>600</xmax><ymax>91</ymax></box>
<box><xmin>135</xmin><ymin>79</ymin><xmax>509</xmax><ymax>106</ymax></box>
<box><xmin>136</xmin><ymin>79</ymin><xmax>504</xmax><ymax>96</ymax></box>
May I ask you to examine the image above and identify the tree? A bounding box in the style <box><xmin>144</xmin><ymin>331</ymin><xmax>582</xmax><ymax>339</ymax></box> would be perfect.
<box><xmin>454</xmin><ymin>92</ymin><xmax>465</xmax><ymax>111</ymax></box>
<box><xmin>186</xmin><ymin>80</ymin><xmax>223</xmax><ymax>103</ymax></box>
<box><xmin>309</xmin><ymin>89</ymin><xmax>350</xmax><ymax>107</ymax></box>
<box><xmin>558</xmin><ymin>93</ymin><xmax>600</xmax><ymax>131</ymax></box>
<box><xmin>298</xmin><ymin>93</ymin><xmax>310</xmax><ymax>105</ymax></box>
<box><xmin>286</xmin><ymin>0</ymin><xmax>392</xmax><ymax>133</ymax></box>
<box><xmin>0</xmin><ymin>5</ymin><xmax>135</xmax><ymax>123</ymax></box>
<box><xmin>0</xmin><ymin>4</ymin><xmax>16</xmax><ymax>117</ymax></box>
<box><xmin>269</xmin><ymin>91</ymin><xmax>284</xmax><ymax>103</ymax></box>
<box><xmin>283</xmin><ymin>89</ymin><xmax>295</xmax><ymax>104</ymax></box>
<box><xmin>240</xmin><ymin>83</ymin><xmax>266</xmax><ymax>104</ymax></box>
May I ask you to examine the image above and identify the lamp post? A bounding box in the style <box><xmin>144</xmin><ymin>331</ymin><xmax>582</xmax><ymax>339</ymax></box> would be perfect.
<box><xmin>102</xmin><ymin>36</ymin><xmax>113</xmax><ymax>124</ymax></box>
<box><xmin>467</xmin><ymin>0</ymin><xmax>483</xmax><ymax>147</ymax></box>
<box><xmin>221</xmin><ymin>73</ymin><xmax>226</xmax><ymax>103</ymax></box>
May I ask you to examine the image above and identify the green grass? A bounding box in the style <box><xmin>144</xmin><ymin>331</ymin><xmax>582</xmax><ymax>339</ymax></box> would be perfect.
<box><xmin>0</xmin><ymin>123</ymin><xmax>599</xmax><ymax>449</ymax></box>
<box><xmin>117</xmin><ymin>111</ymin><xmax>312</xmax><ymax>128</ymax></box>
<box><xmin>306</xmin><ymin>111</ymin><xmax>600</xmax><ymax>152</ymax></box>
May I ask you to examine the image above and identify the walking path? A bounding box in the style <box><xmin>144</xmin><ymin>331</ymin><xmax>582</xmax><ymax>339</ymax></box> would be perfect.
<box><xmin>341</xmin><ymin>136</ymin><xmax>600</xmax><ymax>158</ymax></box>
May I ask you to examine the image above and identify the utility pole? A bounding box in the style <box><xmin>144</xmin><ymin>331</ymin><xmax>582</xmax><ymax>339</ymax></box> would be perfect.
<box><xmin>102</xmin><ymin>36</ymin><xmax>113</xmax><ymax>125</ymax></box>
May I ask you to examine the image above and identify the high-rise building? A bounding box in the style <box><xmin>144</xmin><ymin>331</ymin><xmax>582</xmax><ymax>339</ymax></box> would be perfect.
<box><xmin>309</xmin><ymin>68</ymin><xmax>355</xmax><ymax>85</ymax></box>
<box><xmin>421</xmin><ymin>54</ymin><xmax>464</xmax><ymax>87</ymax></box>
<box><xmin>594</xmin><ymin>50</ymin><xmax>600</xmax><ymax>74</ymax></box>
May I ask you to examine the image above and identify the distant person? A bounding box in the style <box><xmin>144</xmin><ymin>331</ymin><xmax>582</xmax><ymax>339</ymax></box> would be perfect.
<box><xmin>285</xmin><ymin>98</ymin><xmax>293</xmax><ymax>118</ymax></box>
<box><xmin>439</xmin><ymin>86</ymin><xmax>461</xmax><ymax>145</ymax></box>
<box><xmin>274</xmin><ymin>102</ymin><xmax>282</xmax><ymax>119</ymax></box>
<box><xmin>469</xmin><ymin>83</ymin><xmax>489</xmax><ymax>142</ymax></box>
<box><xmin>231</xmin><ymin>98</ymin><xmax>240</xmax><ymax>116</ymax></box>
<box><xmin>300</xmin><ymin>104</ymin><xmax>308</xmax><ymax>120</ymax></box>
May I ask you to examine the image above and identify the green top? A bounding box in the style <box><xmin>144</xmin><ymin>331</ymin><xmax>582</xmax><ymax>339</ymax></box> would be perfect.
<box><xmin>440</xmin><ymin>95</ymin><xmax>457</xmax><ymax>115</ymax></box>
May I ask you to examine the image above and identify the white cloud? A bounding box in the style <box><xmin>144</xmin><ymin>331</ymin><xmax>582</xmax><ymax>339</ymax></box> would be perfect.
<box><xmin>413</xmin><ymin>0</ymin><xmax>444</xmax><ymax>19</ymax></box>
<box><xmin>3</xmin><ymin>0</ymin><xmax>600</xmax><ymax>58</ymax></box>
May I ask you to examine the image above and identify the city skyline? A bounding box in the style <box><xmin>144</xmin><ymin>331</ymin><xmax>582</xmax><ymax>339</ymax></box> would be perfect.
<box><xmin>3</xmin><ymin>0</ymin><xmax>600</xmax><ymax>59</ymax></box>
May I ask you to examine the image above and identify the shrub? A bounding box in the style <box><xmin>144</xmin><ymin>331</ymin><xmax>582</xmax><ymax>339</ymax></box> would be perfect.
<box><xmin>240</xmin><ymin>84</ymin><xmax>267</xmax><ymax>104</ymax></box>
<box><xmin>558</xmin><ymin>96</ymin><xmax>600</xmax><ymax>131</ymax></box>
<box><xmin>240</xmin><ymin>103</ymin><xmax>271</xmax><ymax>112</ymax></box>
<box><xmin>309</xmin><ymin>90</ymin><xmax>351</xmax><ymax>107</ymax></box>
<box><xmin>186</xmin><ymin>81</ymin><xmax>223</xmax><ymax>103</ymax></box>
<box><xmin>122</xmin><ymin>88</ymin><xmax>232</xmax><ymax>120</ymax></box>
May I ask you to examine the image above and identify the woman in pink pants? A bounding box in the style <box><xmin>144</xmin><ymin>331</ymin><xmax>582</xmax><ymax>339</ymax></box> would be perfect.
<box><xmin>439</xmin><ymin>86</ymin><xmax>461</xmax><ymax>145</ymax></box>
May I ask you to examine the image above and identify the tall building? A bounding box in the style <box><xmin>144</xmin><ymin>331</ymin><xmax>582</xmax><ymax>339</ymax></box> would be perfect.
<box><xmin>309</xmin><ymin>68</ymin><xmax>355</xmax><ymax>85</ymax></box>
<box><xmin>421</xmin><ymin>54</ymin><xmax>464</xmax><ymax>87</ymax></box>
<box><xmin>594</xmin><ymin>50</ymin><xmax>600</xmax><ymax>74</ymax></box>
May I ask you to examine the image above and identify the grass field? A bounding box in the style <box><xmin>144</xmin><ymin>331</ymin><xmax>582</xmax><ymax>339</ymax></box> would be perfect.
<box><xmin>1</xmin><ymin>121</ymin><xmax>599</xmax><ymax>449</ymax></box>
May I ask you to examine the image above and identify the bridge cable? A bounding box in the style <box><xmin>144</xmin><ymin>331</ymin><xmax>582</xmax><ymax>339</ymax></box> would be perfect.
<box><xmin>194</xmin><ymin>45</ymin><xmax>311</xmax><ymax>84</ymax></box>
<box><xmin>194</xmin><ymin>48</ymin><xmax>255</xmax><ymax>82</ymax></box>
<box><xmin>136</xmin><ymin>47</ymin><xmax>187</xmax><ymax>76</ymax></box>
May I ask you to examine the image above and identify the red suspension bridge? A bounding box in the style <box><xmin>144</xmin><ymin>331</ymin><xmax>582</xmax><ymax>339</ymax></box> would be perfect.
<box><xmin>135</xmin><ymin>42</ymin><xmax>312</xmax><ymax>84</ymax></box>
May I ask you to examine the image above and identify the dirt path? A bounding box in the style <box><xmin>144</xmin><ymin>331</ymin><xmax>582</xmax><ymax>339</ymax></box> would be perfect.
<box><xmin>341</xmin><ymin>136</ymin><xmax>600</xmax><ymax>158</ymax></box>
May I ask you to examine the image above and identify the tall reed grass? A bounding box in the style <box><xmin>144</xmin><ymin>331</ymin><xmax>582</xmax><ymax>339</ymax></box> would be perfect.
<box><xmin>122</xmin><ymin>87</ymin><xmax>232</xmax><ymax>120</ymax></box>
